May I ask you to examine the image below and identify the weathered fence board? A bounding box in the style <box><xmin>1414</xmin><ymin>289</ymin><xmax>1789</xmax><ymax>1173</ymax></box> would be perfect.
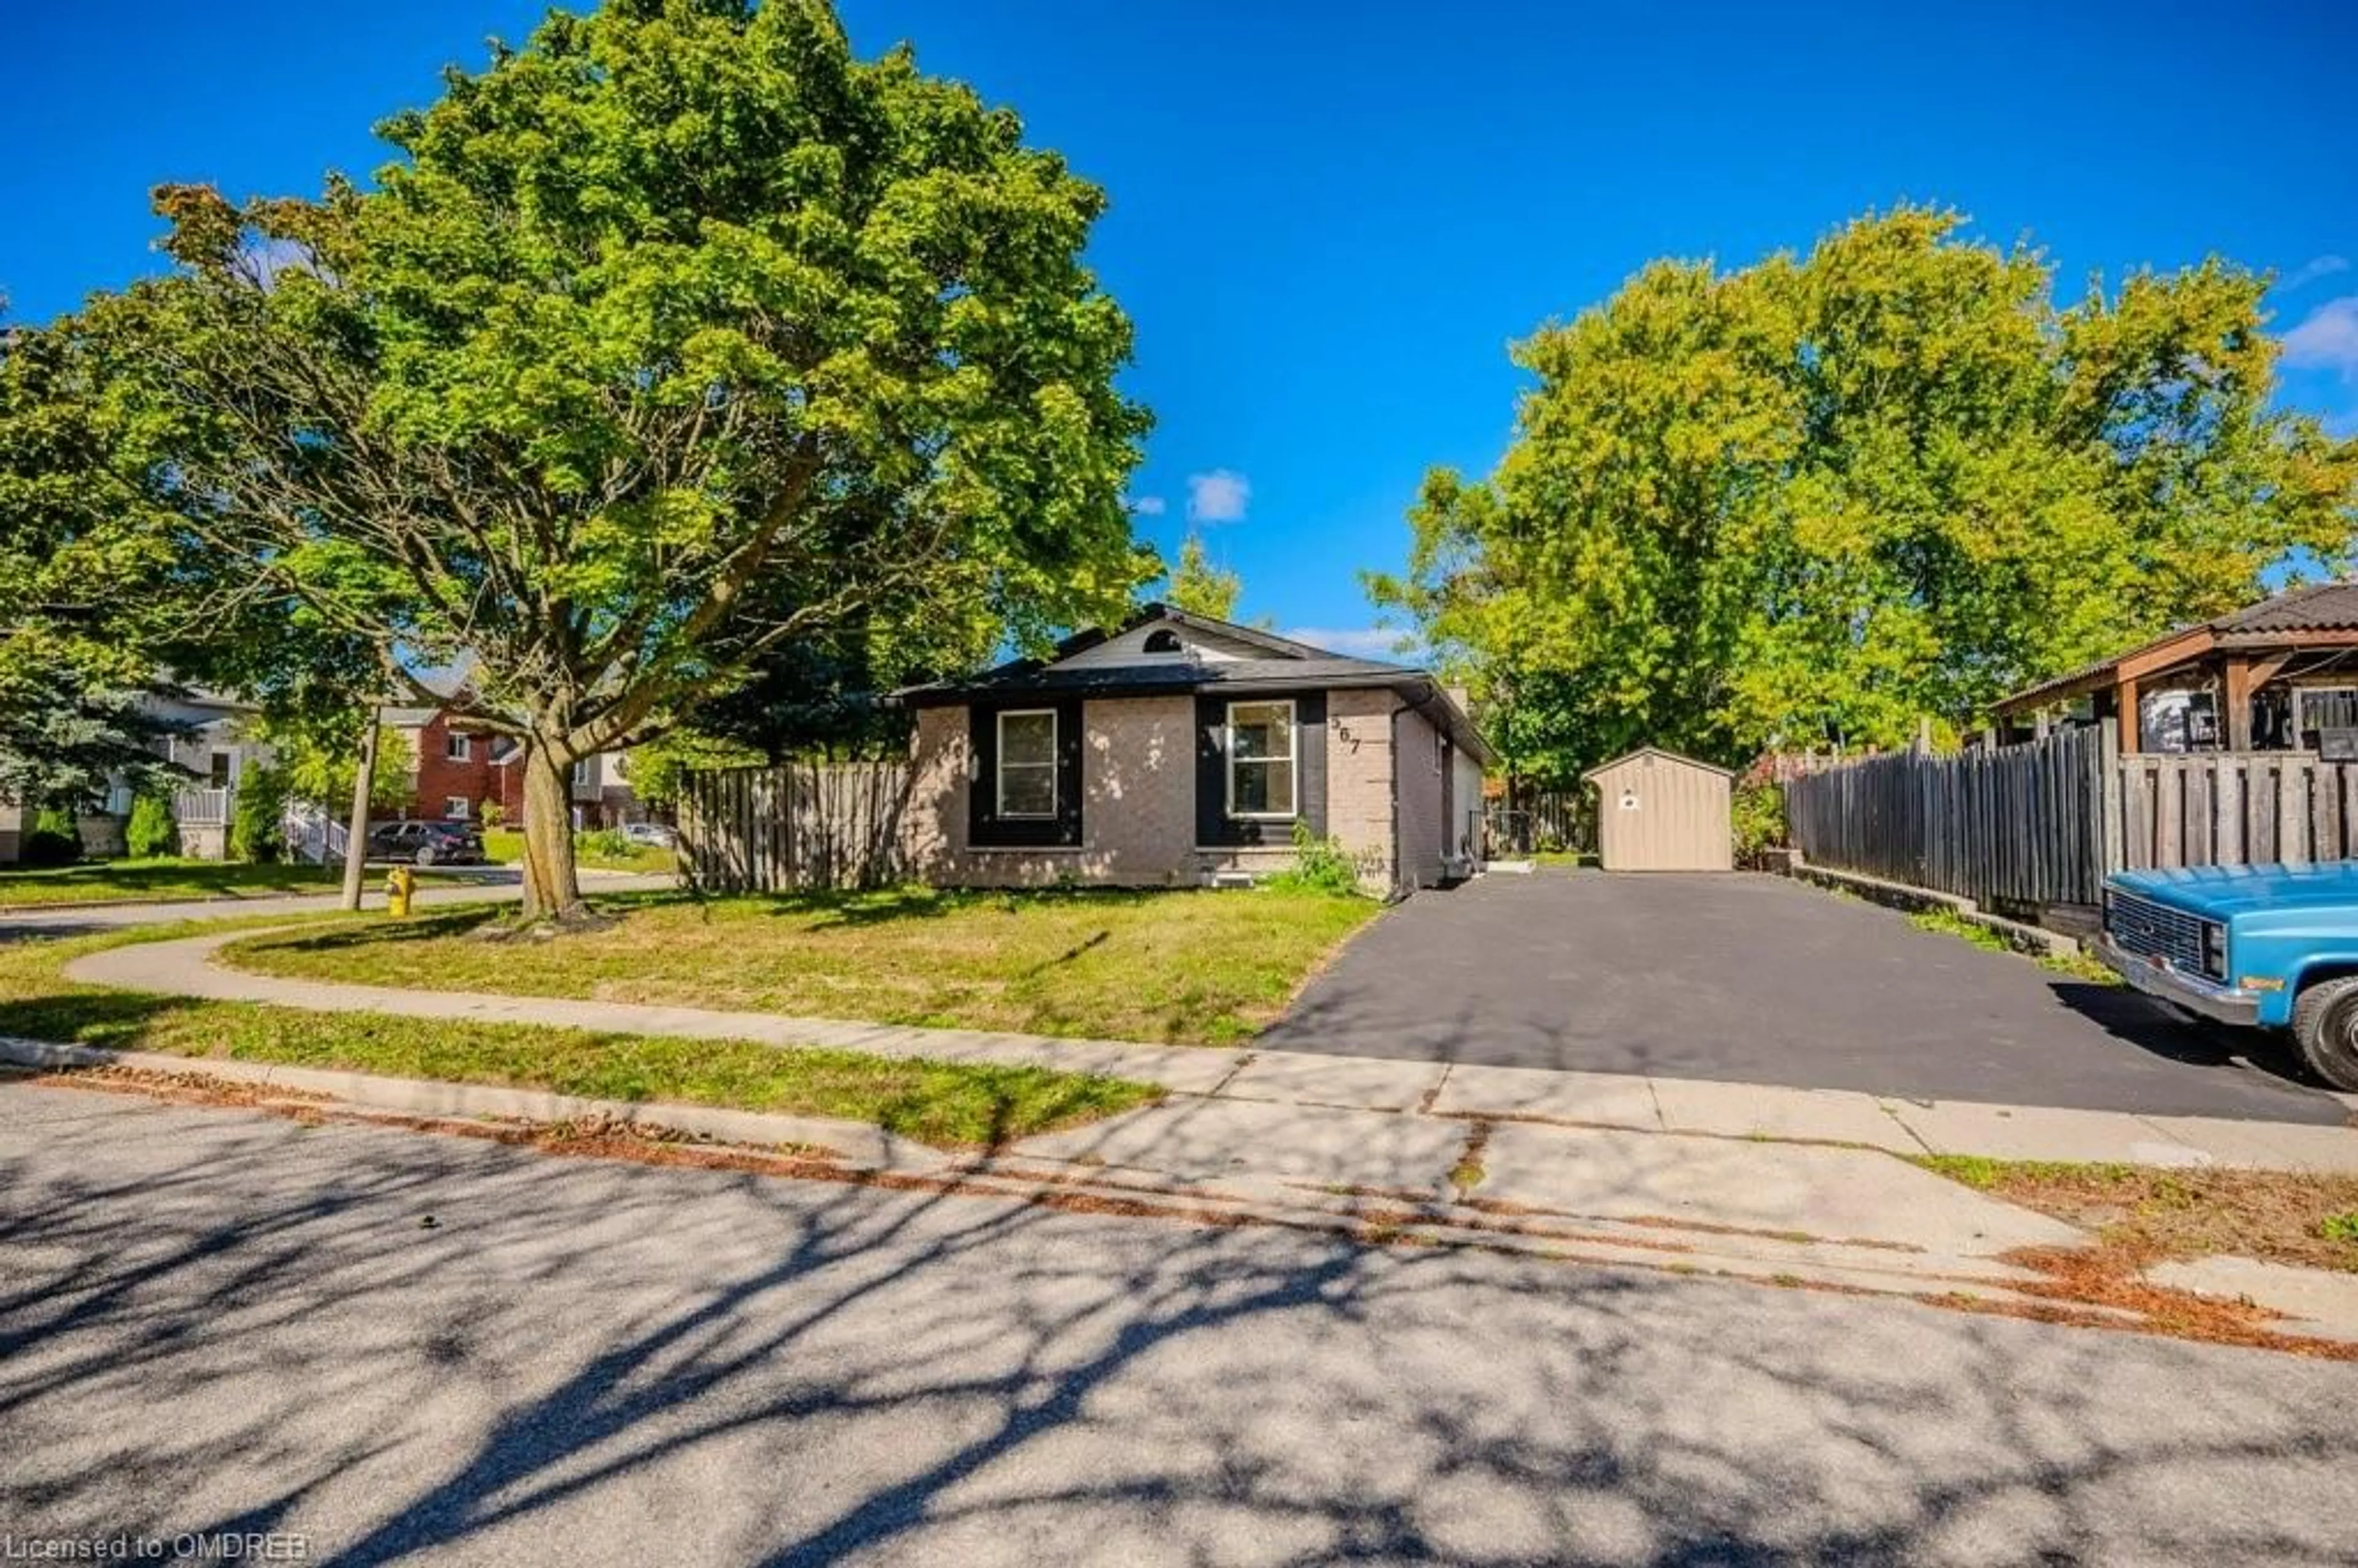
<box><xmin>677</xmin><ymin>760</ymin><xmax>913</xmax><ymax>893</ymax></box>
<box><xmin>1784</xmin><ymin>726</ymin><xmax>2107</xmax><ymax>910</ymax></box>
<box><xmin>1792</xmin><ymin>723</ymin><xmax>2358</xmax><ymax>912</ymax></box>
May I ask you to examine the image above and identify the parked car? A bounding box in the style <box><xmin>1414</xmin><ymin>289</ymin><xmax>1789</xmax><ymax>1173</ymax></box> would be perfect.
<box><xmin>2097</xmin><ymin>863</ymin><xmax>2358</xmax><ymax>1090</ymax></box>
<box><xmin>621</xmin><ymin>821</ymin><xmax>677</xmax><ymax>850</ymax></box>
<box><xmin>365</xmin><ymin>818</ymin><xmax>488</xmax><ymax>867</ymax></box>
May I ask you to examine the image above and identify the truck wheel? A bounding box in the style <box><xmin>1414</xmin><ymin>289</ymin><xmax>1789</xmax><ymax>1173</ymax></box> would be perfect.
<box><xmin>2291</xmin><ymin>977</ymin><xmax>2358</xmax><ymax>1092</ymax></box>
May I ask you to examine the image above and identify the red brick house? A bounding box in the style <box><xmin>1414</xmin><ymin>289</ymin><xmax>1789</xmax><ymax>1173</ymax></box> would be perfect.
<box><xmin>381</xmin><ymin>705</ymin><xmax>642</xmax><ymax>828</ymax></box>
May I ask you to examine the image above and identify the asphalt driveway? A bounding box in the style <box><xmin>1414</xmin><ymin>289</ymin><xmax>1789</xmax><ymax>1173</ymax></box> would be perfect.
<box><xmin>1261</xmin><ymin>870</ymin><xmax>2349</xmax><ymax>1123</ymax></box>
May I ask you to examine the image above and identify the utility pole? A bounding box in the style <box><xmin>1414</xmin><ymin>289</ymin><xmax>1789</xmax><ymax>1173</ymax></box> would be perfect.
<box><xmin>338</xmin><ymin>710</ymin><xmax>379</xmax><ymax>912</ymax></box>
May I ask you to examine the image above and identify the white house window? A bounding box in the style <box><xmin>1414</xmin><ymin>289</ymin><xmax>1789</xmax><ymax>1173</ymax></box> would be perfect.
<box><xmin>443</xmin><ymin>796</ymin><xmax>471</xmax><ymax>820</ymax></box>
<box><xmin>1228</xmin><ymin>700</ymin><xmax>1296</xmax><ymax>818</ymax></box>
<box><xmin>445</xmin><ymin>732</ymin><xmax>472</xmax><ymax>762</ymax></box>
<box><xmin>572</xmin><ymin>759</ymin><xmax>593</xmax><ymax>787</ymax></box>
<box><xmin>208</xmin><ymin>752</ymin><xmax>232</xmax><ymax>789</ymax></box>
<box><xmin>995</xmin><ymin>710</ymin><xmax>1058</xmax><ymax>818</ymax></box>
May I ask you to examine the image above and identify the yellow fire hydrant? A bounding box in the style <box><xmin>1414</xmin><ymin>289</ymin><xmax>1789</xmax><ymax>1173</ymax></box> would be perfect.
<box><xmin>386</xmin><ymin>864</ymin><xmax>416</xmax><ymax>919</ymax></box>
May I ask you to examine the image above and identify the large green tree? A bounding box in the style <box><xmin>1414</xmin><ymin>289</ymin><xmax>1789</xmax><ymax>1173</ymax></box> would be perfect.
<box><xmin>0</xmin><ymin>314</ymin><xmax>189</xmax><ymax>807</ymax></box>
<box><xmin>2</xmin><ymin>301</ymin><xmax>395</xmax><ymax>823</ymax></box>
<box><xmin>1372</xmin><ymin>208</ymin><xmax>2357</xmax><ymax>784</ymax></box>
<box><xmin>64</xmin><ymin>0</ymin><xmax>1148</xmax><ymax>919</ymax></box>
<box><xmin>1164</xmin><ymin>530</ymin><xmax>1242</xmax><ymax>619</ymax></box>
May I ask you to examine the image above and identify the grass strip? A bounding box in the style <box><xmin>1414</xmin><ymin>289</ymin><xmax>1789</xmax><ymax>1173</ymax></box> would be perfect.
<box><xmin>1916</xmin><ymin>1152</ymin><xmax>2358</xmax><ymax>1275</ymax></box>
<box><xmin>1904</xmin><ymin>907</ymin><xmax>2119</xmax><ymax>986</ymax></box>
<box><xmin>0</xmin><ymin>918</ymin><xmax>1161</xmax><ymax>1148</ymax></box>
<box><xmin>0</xmin><ymin>858</ymin><xmax>341</xmax><ymax>908</ymax></box>
<box><xmin>219</xmin><ymin>884</ymin><xmax>1380</xmax><ymax>1046</ymax></box>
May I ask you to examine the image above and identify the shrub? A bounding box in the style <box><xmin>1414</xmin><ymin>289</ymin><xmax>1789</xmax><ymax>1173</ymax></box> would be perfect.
<box><xmin>478</xmin><ymin>798</ymin><xmax>505</xmax><ymax>829</ymax></box>
<box><xmin>578</xmin><ymin>826</ymin><xmax>634</xmax><ymax>861</ymax></box>
<box><xmin>21</xmin><ymin>806</ymin><xmax>83</xmax><ymax>868</ymax></box>
<box><xmin>124</xmin><ymin>793</ymin><xmax>178</xmax><ymax>860</ymax></box>
<box><xmin>1264</xmin><ymin>820</ymin><xmax>1369</xmax><ymax>898</ymax></box>
<box><xmin>1732</xmin><ymin>782</ymin><xmax>1786</xmax><ymax>863</ymax></box>
<box><xmin>230</xmin><ymin>761</ymin><xmax>290</xmax><ymax>863</ymax></box>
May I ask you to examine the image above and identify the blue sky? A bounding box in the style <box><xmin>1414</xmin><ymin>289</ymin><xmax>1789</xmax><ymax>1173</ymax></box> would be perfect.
<box><xmin>5</xmin><ymin>1</ymin><xmax>2354</xmax><ymax>654</ymax></box>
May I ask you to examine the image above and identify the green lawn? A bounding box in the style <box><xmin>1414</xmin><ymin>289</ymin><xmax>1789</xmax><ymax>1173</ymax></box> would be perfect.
<box><xmin>0</xmin><ymin>858</ymin><xmax>340</xmax><ymax>909</ymax></box>
<box><xmin>224</xmin><ymin>885</ymin><xmax>1381</xmax><ymax>1045</ymax></box>
<box><xmin>480</xmin><ymin>828</ymin><xmax>676</xmax><ymax>875</ymax></box>
<box><xmin>0</xmin><ymin>918</ymin><xmax>1158</xmax><ymax>1147</ymax></box>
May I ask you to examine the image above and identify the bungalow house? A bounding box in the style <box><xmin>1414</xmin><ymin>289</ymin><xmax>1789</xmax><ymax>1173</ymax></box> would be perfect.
<box><xmin>893</xmin><ymin>604</ymin><xmax>1492</xmax><ymax>896</ymax></box>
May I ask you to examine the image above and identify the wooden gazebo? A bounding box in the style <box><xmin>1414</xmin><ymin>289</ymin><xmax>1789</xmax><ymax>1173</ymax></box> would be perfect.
<box><xmin>1993</xmin><ymin>582</ymin><xmax>2358</xmax><ymax>755</ymax></box>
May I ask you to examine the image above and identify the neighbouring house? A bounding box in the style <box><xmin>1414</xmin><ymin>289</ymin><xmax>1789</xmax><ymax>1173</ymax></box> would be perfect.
<box><xmin>892</xmin><ymin>604</ymin><xmax>1493</xmax><ymax>896</ymax></box>
<box><xmin>109</xmin><ymin>688</ymin><xmax>273</xmax><ymax>860</ymax></box>
<box><xmin>0</xmin><ymin>688</ymin><xmax>274</xmax><ymax>866</ymax></box>
<box><xmin>381</xmin><ymin>705</ymin><xmax>505</xmax><ymax>825</ymax></box>
<box><xmin>567</xmin><ymin>749</ymin><xmax>640</xmax><ymax>829</ymax></box>
<box><xmin>1992</xmin><ymin>580</ymin><xmax>2358</xmax><ymax>755</ymax></box>
<box><xmin>380</xmin><ymin>704</ymin><xmax>644</xmax><ymax>829</ymax></box>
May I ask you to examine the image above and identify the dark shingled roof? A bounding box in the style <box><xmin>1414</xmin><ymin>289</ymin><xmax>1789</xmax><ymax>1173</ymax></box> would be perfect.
<box><xmin>2212</xmin><ymin>581</ymin><xmax>2358</xmax><ymax>635</ymax></box>
<box><xmin>1996</xmin><ymin>581</ymin><xmax>2358</xmax><ymax>712</ymax></box>
<box><xmin>912</xmin><ymin>654</ymin><xmax>1417</xmax><ymax>701</ymax></box>
<box><xmin>895</xmin><ymin>604</ymin><xmax>1495</xmax><ymax>765</ymax></box>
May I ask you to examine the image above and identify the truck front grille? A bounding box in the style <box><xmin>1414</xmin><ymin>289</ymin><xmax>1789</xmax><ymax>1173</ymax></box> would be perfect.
<box><xmin>2108</xmin><ymin>891</ymin><xmax>2211</xmax><ymax>974</ymax></box>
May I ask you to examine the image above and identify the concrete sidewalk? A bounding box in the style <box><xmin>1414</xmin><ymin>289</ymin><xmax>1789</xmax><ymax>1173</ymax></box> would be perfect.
<box><xmin>31</xmin><ymin>924</ymin><xmax>2358</xmax><ymax>1340</ymax></box>
<box><xmin>68</xmin><ymin>927</ymin><xmax>2358</xmax><ymax>1172</ymax></box>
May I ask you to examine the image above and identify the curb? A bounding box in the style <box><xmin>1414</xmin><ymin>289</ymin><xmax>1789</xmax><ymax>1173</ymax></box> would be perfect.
<box><xmin>0</xmin><ymin>1034</ymin><xmax>926</xmax><ymax>1171</ymax></box>
<box><xmin>1783</xmin><ymin>858</ymin><xmax>2080</xmax><ymax>960</ymax></box>
<box><xmin>0</xmin><ymin>1033</ymin><xmax>2096</xmax><ymax>1311</ymax></box>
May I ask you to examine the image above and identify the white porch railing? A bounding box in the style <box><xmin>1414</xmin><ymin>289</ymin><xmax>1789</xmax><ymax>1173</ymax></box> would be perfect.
<box><xmin>173</xmin><ymin>787</ymin><xmax>232</xmax><ymax>826</ymax></box>
<box><xmin>279</xmin><ymin>800</ymin><xmax>349</xmax><ymax>866</ymax></box>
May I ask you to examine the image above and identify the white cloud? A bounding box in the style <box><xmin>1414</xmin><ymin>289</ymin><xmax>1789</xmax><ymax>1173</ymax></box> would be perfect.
<box><xmin>1127</xmin><ymin>495</ymin><xmax>1167</xmax><ymax>516</ymax></box>
<box><xmin>1186</xmin><ymin>469</ymin><xmax>1251</xmax><ymax>524</ymax></box>
<box><xmin>1282</xmin><ymin>626</ymin><xmax>1416</xmax><ymax>661</ymax></box>
<box><xmin>2283</xmin><ymin>296</ymin><xmax>2358</xmax><ymax>376</ymax></box>
<box><xmin>2281</xmin><ymin>255</ymin><xmax>2351</xmax><ymax>293</ymax></box>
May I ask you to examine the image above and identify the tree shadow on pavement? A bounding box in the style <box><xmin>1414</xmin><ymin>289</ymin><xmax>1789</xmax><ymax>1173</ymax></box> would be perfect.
<box><xmin>4</xmin><ymin>1080</ymin><xmax>2358</xmax><ymax>1566</ymax></box>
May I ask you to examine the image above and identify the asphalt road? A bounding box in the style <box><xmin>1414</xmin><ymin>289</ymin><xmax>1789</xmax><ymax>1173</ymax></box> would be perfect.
<box><xmin>1260</xmin><ymin>869</ymin><xmax>2348</xmax><ymax>1123</ymax></box>
<box><xmin>6</xmin><ymin>1080</ymin><xmax>2358</xmax><ymax>1566</ymax></box>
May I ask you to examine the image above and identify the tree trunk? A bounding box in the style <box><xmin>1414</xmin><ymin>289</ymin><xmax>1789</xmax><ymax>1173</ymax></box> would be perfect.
<box><xmin>338</xmin><ymin>712</ymin><xmax>379</xmax><ymax>912</ymax></box>
<box><xmin>519</xmin><ymin>739</ymin><xmax>585</xmax><ymax>923</ymax></box>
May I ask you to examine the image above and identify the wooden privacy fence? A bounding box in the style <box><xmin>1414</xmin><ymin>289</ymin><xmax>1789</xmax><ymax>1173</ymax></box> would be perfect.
<box><xmin>676</xmin><ymin>760</ymin><xmax>913</xmax><ymax>893</ymax></box>
<box><xmin>1783</xmin><ymin>725</ymin><xmax>2109</xmax><ymax>910</ymax></box>
<box><xmin>1788</xmin><ymin>720</ymin><xmax>2358</xmax><ymax>914</ymax></box>
<box><xmin>2117</xmin><ymin>751</ymin><xmax>2358</xmax><ymax>869</ymax></box>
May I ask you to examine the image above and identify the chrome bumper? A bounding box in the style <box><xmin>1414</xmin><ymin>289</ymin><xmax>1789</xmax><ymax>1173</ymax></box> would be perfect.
<box><xmin>2095</xmin><ymin>934</ymin><xmax>2260</xmax><ymax>1027</ymax></box>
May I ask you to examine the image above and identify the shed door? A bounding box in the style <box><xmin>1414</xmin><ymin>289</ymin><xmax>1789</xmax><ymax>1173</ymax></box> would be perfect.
<box><xmin>1600</xmin><ymin>756</ymin><xmax>1731</xmax><ymax>872</ymax></box>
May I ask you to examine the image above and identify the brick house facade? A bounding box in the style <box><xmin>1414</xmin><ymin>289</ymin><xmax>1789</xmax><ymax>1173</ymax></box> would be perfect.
<box><xmin>390</xmin><ymin>712</ymin><xmax>516</xmax><ymax>825</ymax></box>
<box><xmin>383</xmin><ymin>710</ymin><xmax>640</xmax><ymax>827</ymax></box>
<box><xmin>897</xmin><ymin>606</ymin><xmax>1488</xmax><ymax>896</ymax></box>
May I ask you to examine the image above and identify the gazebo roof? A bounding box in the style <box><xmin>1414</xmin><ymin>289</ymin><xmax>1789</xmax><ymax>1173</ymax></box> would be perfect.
<box><xmin>1993</xmin><ymin>582</ymin><xmax>2358</xmax><ymax>715</ymax></box>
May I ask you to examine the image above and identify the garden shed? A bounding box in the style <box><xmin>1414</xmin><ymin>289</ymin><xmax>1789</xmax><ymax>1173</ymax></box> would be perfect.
<box><xmin>1584</xmin><ymin>748</ymin><xmax>1733</xmax><ymax>872</ymax></box>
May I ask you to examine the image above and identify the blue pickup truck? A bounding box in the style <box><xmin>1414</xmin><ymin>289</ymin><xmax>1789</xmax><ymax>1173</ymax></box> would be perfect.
<box><xmin>2099</xmin><ymin>863</ymin><xmax>2358</xmax><ymax>1091</ymax></box>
